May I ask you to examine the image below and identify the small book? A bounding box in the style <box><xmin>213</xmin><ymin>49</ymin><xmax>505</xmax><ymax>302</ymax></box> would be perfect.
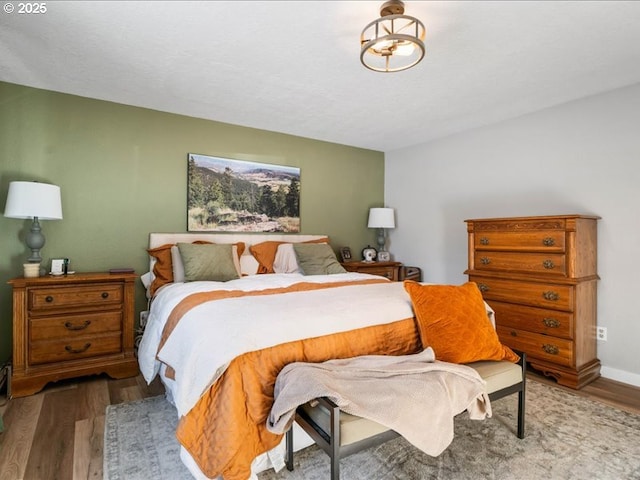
<box><xmin>109</xmin><ymin>268</ymin><xmax>135</xmax><ymax>274</ymax></box>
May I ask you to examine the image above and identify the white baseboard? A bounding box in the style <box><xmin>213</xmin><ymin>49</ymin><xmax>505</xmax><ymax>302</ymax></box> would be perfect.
<box><xmin>601</xmin><ymin>366</ymin><xmax>640</xmax><ymax>388</ymax></box>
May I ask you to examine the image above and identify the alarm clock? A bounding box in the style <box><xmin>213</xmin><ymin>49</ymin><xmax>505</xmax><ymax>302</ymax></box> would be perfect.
<box><xmin>362</xmin><ymin>246</ymin><xmax>377</xmax><ymax>262</ymax></box>
<box><xmin>377</xmin><ymin>251</ymin><xmax>391</xmax><ymax>262</ymax></box>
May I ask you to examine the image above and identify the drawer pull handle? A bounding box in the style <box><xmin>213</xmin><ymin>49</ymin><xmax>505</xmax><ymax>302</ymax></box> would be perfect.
<box><xmin>510</xmin><ymin>330</ymin><xmax>517</xmax><ymax>337</ymax></box>
<box><xmin>542</xmin><ymin>317</ymin><xmax>560</xmax><ymax>328</ymax></box>
<box><xmin>542</xmin><ymin>344</ymin><xmax>559</xmax><ymax>355</ymax></box>
<box><xmin>64</xmin><ymin>320</ymin><xmax>91</xmax><ymax>331</ymax></box>
<box><xmin>480</xmin><ymin>257</ymin><xmax>491</xmax><ymax>265</ymax></box>
<box><xmin>101</xmin><ymin>292</ymin><xmax>109</xmax><ymax>299</ymax></box>
<box><xmin>542</xmin><ymin>237</ymin><xmax>555</xmax><ymax>246</ymax></box>
<box><xmin>477</xmin><ymin>283</ymin><xmax>489</xmax><ymax>293</ymax></box>
<box><xmin>543</xmin><ymin>260</ymin><xmax>555</xmax><ymax>269</ymax></box>
<box><xmin>542</xmin><ymin>291</ymin><xmax>559</xmax><ymax>301</ymax></box>
<box><xmin>65</xmin><ymin>343</ymin><xmax>91</xmax><ymax>354</ymax></box>
<box><xmin>479</xmin><ymin>237</ymin><xmax>490</xmax><ymax>245</ymax></box>
<box><xmin>46</xmin><ymin>296</ymin><xmax>54</xmax><ymax>303</ymax></box>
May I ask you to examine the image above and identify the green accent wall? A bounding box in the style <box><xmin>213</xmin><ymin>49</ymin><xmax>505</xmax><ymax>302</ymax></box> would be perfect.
<box><xmin>0</xmin><ymin>81</ymin><xmax>384</xmax><ymax>364</ymax></box>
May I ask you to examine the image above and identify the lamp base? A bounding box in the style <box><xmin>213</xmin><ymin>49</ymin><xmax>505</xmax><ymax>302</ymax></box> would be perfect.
<box><xmin>26</xmin><ymin>217</ymin><xmax>45</xmax><ymax>264</ymax></box>
<box><xmin>376</xmin><ymin>228</ymin><xmax>386</xmax><ymax>253</ymax></box>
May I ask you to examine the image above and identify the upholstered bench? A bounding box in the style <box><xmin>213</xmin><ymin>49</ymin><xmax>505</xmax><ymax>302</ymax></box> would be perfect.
<box><xmin>285</xmin><ymin>353</ymin><xmax>526</xmax><ymax>480</ymax></box>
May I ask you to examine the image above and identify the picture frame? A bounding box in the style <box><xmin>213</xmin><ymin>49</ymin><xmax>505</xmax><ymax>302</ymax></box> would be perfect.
<box><xmin>187</xmin><ymin>153</ymin><xmax>301</xmax><ymax>232</ymax></box>
<box><xmin>50</xmin><ymin>258</ymin><xmax>70</xmax><ymax>275</ymax></box>
<box><xmin>340</xmin><ymin>247</ymin><xmax>352</xmax><ymax>262</ymax></box>
<box><xmin>51</xmin><ymin>259</ymin><xmax>64</xmax><ymax>275</ymax></box>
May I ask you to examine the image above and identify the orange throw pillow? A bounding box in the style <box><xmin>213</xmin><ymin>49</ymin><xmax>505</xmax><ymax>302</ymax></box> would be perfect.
<box><xmin>249</xmin><ymin>241</ymin><xmax>284</xmax><ymax>274</ymax></box>
<box><xmin>250</xmin><ymin>237</ymin><xmax>329</xmax><ymax>274</ymax></box>
<box><xmin>147</xmin><ymin>243</ymin><xmax>174</xmax><ymax>296</ymax></box>
<box><xmin>404</xmin><ymin>281</ymin><xmax>519</xmax><ymax>364</ymax></box>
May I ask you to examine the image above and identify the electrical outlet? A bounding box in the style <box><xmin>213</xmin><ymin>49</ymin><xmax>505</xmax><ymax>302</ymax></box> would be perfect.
<box><xmin>596</xmin><ymin>326</ymin><xmax>607</xmax><ymax>341</ymax></box>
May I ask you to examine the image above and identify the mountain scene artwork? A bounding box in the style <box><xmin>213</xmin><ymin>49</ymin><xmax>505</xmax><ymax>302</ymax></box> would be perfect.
<box><xmin>187</xmin><ymin>153</ymin><xmax>301</xmax><ymax>232</ymax></box>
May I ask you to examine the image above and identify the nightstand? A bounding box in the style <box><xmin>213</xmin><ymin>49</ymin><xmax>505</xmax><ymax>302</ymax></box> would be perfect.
<box><xmin>399</xmin><ymin>266</ymin><xmax>422</xmax><ymax>282</ymax></box>
<box><xmin>341</xmin><ymin>261</ymin><xmax>402</xmax><ymax>281</ymax></box>
<box><xmin>8</xmin><ymin>272</ymin><xmax>139</xmax><ymax>397</ymax></box>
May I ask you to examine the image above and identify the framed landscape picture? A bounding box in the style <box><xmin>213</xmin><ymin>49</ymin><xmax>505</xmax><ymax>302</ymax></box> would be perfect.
<box><xmin>187</xmin><ymin>153</ymin><xmax>301</xmax><ymax>232</ymax></box>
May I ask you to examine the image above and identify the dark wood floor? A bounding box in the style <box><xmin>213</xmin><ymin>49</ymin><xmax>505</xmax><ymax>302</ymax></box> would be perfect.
<box><xmin>0</xmin><ymin>372</ymin><xmax>638</xmax><ymax>480</ymax></box>
<box><xmin>0</xmin><ymin>374</ymin><xmax>163</xmax><ymax>480</ymax></box>
<box><xmin>529</xmin><ymin>371</ymin><xmax>640</xmax><ymax>415</ymax></box>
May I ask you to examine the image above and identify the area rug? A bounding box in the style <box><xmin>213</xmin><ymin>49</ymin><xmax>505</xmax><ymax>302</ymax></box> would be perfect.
<box><xmin>104</xmin><ymin>380</ymin><xmax>640</xmax><ymax>479</ymax></box>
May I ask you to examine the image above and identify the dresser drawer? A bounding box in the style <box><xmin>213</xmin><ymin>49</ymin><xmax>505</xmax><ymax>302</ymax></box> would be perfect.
<box><xmin>474</xmin><ymin>252</ymin><xmax>567</xmax><ymax>276</ymax></box>
<box><xmin>497</xmin><ymin>326</ymin><xmax>573</xmax><ymax>367</ymax></box>
<box><xmin>29</xmin><ymin>333</ymin><xmax>122</xmax><ymax>365</ymax></box>
<box><xmin>30</xmin><ymin>311</ymin><xmax>122</xmax><ymax>341</ymax></box>
<box><xmin>29</xmin><ymin>284</ymin><xmax>123</xmax><ymax>311</ymax></box>
<box><xmin>474</xmin><ymin>230</ymin><xmax>565</xmax><ymax>252</ymax></box>
<box><xmin>470</xmin><ymin>276</ymin><xmax>573</xmax><ymax>311</ymax></box>
<box><xmin>490</xmin><ymin>301</ymin><xmax>573</xmax><ymax>339</ymax></box>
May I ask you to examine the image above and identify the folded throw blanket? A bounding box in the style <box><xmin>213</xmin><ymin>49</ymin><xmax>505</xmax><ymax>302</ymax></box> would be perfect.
<box><xmin>267</xmin><ymin>348</ymin><xmax>491</xmax><ymax>456</ymax></box>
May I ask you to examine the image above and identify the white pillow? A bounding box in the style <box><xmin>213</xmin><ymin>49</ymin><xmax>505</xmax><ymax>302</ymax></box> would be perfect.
<box><xmin>240</xmin><ymin>253</ymin><xmax>259</xmax><ymax>276</ymax></box>
<box><xmin>273</xmin><ymin>243</ymin><xmax>302</xmax><ymax>274</ymax></box>
<box><xmin>171</xmin><ymin>244</ymin><xmax>241</xmax><ymax>282</ymax></box>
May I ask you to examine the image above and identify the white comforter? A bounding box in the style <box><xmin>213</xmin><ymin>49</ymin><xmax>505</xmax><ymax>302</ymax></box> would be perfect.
<box><xmin>138</xmin><ymin>272</ymin><xmax>415</xmax><ymax>417</ymax></box>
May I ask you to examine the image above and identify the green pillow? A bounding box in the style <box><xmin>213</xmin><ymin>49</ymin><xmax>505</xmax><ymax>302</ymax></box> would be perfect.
<box><xmin>292</xmin><ymin>243</ymin><xmax>347</xmax><ymax>275</ymax></box>
<box><xmin>177</xmin><ymin>243</ymin><xmax>240</xmax><ymax>282</ymax></box>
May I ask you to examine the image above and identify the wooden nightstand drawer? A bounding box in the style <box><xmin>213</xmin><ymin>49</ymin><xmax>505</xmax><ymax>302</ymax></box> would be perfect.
<box><xmin>360</xmin><ymin>266</ymin><xmax>397</xmax><ymax>280</ymax></box>
<box><xmin>341</xmin><ymin>261</ymin><xmax>401</xmax><ymax>281</ymax></box>
<box><xmin>30</xmin><ymin>311</ymin><xmax>122</xmax><ymax>341</ymax></box>
<box><xmin>29</xmin><ymin>333</ymin><xmax>123</xmax><ymax>365</ymax></box>
<box><xmin>29</xmin><ymin>283</ymin><xmax>123</xmax><ymax>311</ymax></box>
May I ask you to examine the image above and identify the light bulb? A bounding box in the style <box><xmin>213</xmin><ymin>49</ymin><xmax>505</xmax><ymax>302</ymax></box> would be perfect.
<box><xmin>395</xmin><ymin>41</ymin><xmax>416</xmax><ymax>56</ymax></box>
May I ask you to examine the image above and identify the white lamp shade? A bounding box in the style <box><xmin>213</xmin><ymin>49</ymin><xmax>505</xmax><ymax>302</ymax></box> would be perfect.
<box><xmin>368</xmin><ymin>207</ymin><xmax>395</xmax><ymax>229</ymax></box>
<box><xmin>4</xmin><ymin>181</ymin><xmax>63</xmax><ymax>220</ymax></box>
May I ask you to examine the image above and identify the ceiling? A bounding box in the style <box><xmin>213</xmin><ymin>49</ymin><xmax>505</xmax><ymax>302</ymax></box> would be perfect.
<box><xmin>2</xmin><ymin>1</ymin><xmax>640</xmax><ymax>152</ymax></box>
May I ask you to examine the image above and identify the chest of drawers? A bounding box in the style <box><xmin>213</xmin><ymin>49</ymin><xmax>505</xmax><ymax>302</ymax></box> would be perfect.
<box><xmin>465</xmin><ymin>215</ymin><xmax>600</xmax><ymax>389</ymax></box>
<box><xmin>8</xmin><ymin>272</ymin><xmax>139</xmax><ymax>397</ymax></box>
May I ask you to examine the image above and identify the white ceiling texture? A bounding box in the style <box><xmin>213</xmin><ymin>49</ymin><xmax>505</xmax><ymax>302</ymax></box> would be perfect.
<box><xmin>2</xmin><ymin>1</ymin><xmax>640</xmax><ymax>152</ymax></box>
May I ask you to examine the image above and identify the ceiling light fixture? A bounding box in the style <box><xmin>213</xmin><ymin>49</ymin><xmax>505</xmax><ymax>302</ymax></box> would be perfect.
<box><xmin>360</xmin><ymin>0</ymin><xmax>426</xmax><ymax>73</ymax></box>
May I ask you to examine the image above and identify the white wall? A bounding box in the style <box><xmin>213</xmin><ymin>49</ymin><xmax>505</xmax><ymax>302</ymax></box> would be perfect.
<box><xmin>385</xmin><ymin>82</ymin><xmax>640</xmax><ymax>386</ymax></box>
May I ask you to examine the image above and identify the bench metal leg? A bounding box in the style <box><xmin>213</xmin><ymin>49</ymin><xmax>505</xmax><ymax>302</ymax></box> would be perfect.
<box><xmin>517</xmin><ymin>353</ymin><xmax>527</xmax><ymax>439</ymax></box>
<box><xmin>330</xmin><ymin>402</ymin><xmax>340</xmax><ymax>480</ymax></box>
<box><xmin>286</xmin><ymin>427</ymin><xmax>294</xmax><ymax>471</ymax></box>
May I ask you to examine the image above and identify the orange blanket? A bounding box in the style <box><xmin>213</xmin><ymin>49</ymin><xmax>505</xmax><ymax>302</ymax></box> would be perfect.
<box><xmin>176</xmin><ymin>317</ymin><xmax>421</xmax><ymax>480</ymax></box>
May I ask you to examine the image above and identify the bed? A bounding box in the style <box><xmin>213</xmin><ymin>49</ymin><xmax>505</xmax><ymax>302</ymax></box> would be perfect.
<box><xmin>137</xmin><ymin>232</ymin><xmax>519</xmax><ymax>480</ymax></box>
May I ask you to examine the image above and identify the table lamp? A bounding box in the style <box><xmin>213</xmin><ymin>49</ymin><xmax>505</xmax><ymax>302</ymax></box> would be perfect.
<box><xmin>368</xmin><ymin>207</ymin><xmax>395</xmax><ymax>254</ymax></box>
<box><xmin>4</xmin><ymin>181</ymin><xmax>63</xmax><ymax>263</ymax></box>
